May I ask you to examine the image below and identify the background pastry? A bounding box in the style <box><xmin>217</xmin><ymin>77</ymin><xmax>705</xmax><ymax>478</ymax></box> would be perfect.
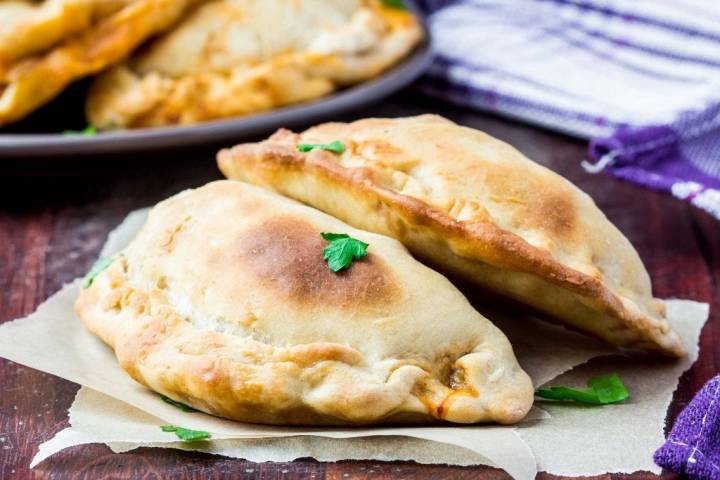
<box><xmin>218</xmin><ymin>114</ymin><xmax>686</xmax><ymax>357</ymax></box>
<box><xmin>85</xmin><ymin>0</ymin><xmax>423</xmax><ymax>129</ymax></box>
<box><xmin>0</xmin><ymin>0</ymin><xmax>201</xmax><ymax>126</ymax></box>
<box><xmin>75</xmin><ymin>180</ymin><xmax>533</xmax><ymax>426</ymax></box>
<box><xmin>0</xmin><ymin>0</ymin><xmax>133</xmax><ymax>66</ymax></box>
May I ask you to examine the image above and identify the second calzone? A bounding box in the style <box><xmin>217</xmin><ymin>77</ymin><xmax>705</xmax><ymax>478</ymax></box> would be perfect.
<box><xmin>85</xmin><ymin>0</ymin><xmax>423</xmax><ymax>129</ymax></box>
<box><xmin>0</xmin><ymin>0</ymin><xmax>200</xmax><ymax>126</ymax></box>
<box><xmin>76</xmin><ymin>180</ymin><xmax>533</xmax><ymax>425</ymax></box>
<box><xmin>218</xmin><ymin>115</ymin><xmax>686</xmax><ymax>357</ymax></box>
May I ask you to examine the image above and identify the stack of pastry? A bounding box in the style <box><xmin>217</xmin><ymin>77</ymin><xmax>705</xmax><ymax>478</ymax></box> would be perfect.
<box><xmin>76</xmin><ymin>115</ymin><xmax>685</xmax><ymax>426</ymax></box>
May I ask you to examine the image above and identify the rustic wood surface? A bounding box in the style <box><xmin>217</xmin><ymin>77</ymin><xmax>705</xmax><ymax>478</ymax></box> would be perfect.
<box><xmin>0</xmin><ymin>92</ymin><xmax>717</xmax><ymax>479</ymax></box>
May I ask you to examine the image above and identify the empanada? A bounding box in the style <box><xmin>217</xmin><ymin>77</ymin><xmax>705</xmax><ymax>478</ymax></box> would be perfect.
<box><xmin>0</xmin><ymin>0</ymin><xmax>201</xmax><ymax>127</ymax></box>
<box><xmin>75</xmin><ymin>180</ymin><xmax>533</xmax><ymax>425</ymax></box>
<box><xmin>218</xmin><ymin>115</ymin><xmax>686</xmax><ymax>357</ymax></box>
<box><xmin>0</xmin><ymin>0</ymin><xmax>133</xmax><ymax>65</ymax></box>
<box><xmin>85</xmin><ymin>0</ymin><xmax>423</xmax><ymax>130</ymax></box>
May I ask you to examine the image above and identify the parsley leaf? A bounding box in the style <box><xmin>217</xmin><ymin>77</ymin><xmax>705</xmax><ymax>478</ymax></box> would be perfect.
<box><xmin>160</xmin><ymin>425</ymin><xmax>211</xmax><ymax>442</ymax></box>
<box><xmin>321</xmin><ymin>232</ymin><xmax>369</xmax><ymax>272</ymax></box>
<box><xmin>381</xmin><ymin>0</ymin><xmax>407</xmax><ymax>9</ymax></box>
<box><xmin>81</xmin><ymin>256</ymin><xmax>114</xmax><ymax>289</ymax></box>
<box><xmin>63</xmin><ymin>125</ymin><xmax>97</xmax><ymax>136</ymax></box>
<box><xmin>160</xmin><ymin>395</ymin><xmax>198</xmax><ymax>412</ymax></box>
<box><xmin>297</xmin><ymin>140</ymin><xmax>345</xmax><ymax>154</ymax></box>
<box><xmin>535</xmin><ymin>373</ymin><xmax>629</xmax><ymax>405</ymax></box>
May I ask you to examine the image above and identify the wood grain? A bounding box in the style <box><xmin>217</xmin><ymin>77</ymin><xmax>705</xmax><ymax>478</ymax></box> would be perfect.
<box><xmin>0</xmin><ymin>93</ymin><xmax>716</xmax><ymax>479</ymax></box>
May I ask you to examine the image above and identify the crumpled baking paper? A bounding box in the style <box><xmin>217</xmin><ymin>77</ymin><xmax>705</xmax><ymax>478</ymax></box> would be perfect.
<box><xmin>518</xmin><ymin>298</ymin><xmax>705</xmax><ymax>475</ymax></box>
<box><xmin>0</xmin><ymin>209</ymin><xmax>708</xmax><ymax>479</ymax></box>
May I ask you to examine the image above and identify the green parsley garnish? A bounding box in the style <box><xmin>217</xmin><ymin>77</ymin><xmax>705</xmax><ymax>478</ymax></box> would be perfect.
<box><xmin>63</xmin><ymin>125</ymin><xmax>97</xmax><ymax>137</ymax></box>
<box><xmin>160</xmin><ymin>425</ymin><xmax>211</xmax><ymax>442</ymax></box>
<box><xmin>81</xmin><ymin>256</ymin><xmax>114</xmax><ymax>289</ymax></box>
<box><xmin>160</xmin><ymin>395</ymin><xmax>198</xmax><ymax>412</ymax></box>
<box><xmin>296</xmin><ymin>140</ymin><xmax>345</xmax><ymax>154</ymax></box>
<box><xmin>380</xmin><ymin>0</ymin><xmax>407</xmax><ymax>9</ymax></box>
<box><xmin>535</xmin><ymin>373</ymin><xmax>629</xmax><ymax>405</ymax></box>
<box><xmin>321</xmin><ymin>232</ymin><xmax>369</xmax><ymax>272</ymax></box>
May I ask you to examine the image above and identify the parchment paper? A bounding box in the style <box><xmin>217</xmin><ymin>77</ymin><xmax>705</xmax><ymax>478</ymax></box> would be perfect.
<box><xmin>518</xmin><ymin>300</ymin><xmax>707</xmax><ymax>476</ymax></box>
<box><xmin>33</xmin><ymin>387</ymin><xmax>533</xmax><ymax>469</ymax></box>
<box><xmin>0</xmin><ymin>209</ymin><xmax>708</xmax><ymax>479</ymax></box>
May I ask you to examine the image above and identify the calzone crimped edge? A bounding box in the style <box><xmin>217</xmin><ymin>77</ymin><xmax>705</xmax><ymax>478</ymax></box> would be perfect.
<box><xmin>218</xmin><ymin>115</ymin><xmax>686</xmax><ymax>357</ymax></box>
<box><xmin>75</xmin><ymin>180</ymin><xmax>533</xmax><ymax>425</ymax></box>
<box><xmin>0</xmin><ymin>0</ymin><xmax>202</xmax><ymax>127</ymax></box>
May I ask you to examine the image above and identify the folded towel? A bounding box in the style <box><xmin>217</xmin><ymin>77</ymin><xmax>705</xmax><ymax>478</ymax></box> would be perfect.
<box><xmin>655</xmin><ymin>375</ymin><xmax>720</xmax><ymax>480</ymax></box>
<box><xmin>416</xmin><ymin>0</ymin><xmax>720</xmax><ymax>221</ymax></box>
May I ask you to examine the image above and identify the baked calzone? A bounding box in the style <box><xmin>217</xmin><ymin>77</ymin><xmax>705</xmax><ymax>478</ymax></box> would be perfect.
<box><xmin>218</xmin><ymin>115</ymin><xmax>686</xmax><ymax>357</ymax></box>
<box><xmin>75</xmin><ymin>180</ymin><xmax>533</xmax><ymax>425</ymax></box>
<box><xmin>0</xmin><ymin>0</ymin><xmax>200</xmax><ymax>126</ymax></box>
<box><xmin>0</xmin><ymin>0</ymin><xmax>133</xmax><ymax>66</ymax></box>
<box><xmin>85</xmin><ymin>0</ymin><xmax>423</xmax><ymax>130</ymax></box>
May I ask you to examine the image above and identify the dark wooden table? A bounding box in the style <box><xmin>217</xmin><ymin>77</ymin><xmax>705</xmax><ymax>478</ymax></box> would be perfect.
<box><xmin>1</xmin><ymin>92</ymin><xmax>718</xmax><ymax>479</ymax></box>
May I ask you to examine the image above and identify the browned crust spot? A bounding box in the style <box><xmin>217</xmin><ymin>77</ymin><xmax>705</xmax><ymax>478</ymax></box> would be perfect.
<box><xmin>235</xmin><ymin>216</ymin><xmax>399</xmax><ymax>310</ymax></box>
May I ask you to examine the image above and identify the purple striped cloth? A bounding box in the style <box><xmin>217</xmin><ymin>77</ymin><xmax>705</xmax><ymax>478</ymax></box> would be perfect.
<box><xmin>654</xmin><ymin>375</ymin><xmax>720</xmax><ymax>480</ymax></box>
<box><xmin>415</xmin><ymin>0</ymin><xmax>720</xmax><ymax>221</ymax></box>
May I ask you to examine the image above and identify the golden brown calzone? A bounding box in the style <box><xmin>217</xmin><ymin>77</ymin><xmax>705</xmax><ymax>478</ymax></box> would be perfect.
<box><xmin>218</xmin><ymin>115</ymin><xmax>686</xmax><ymax>357</ymax></box>
<box><xmin>75</xmin><ymin>180</ymin><xmax>533</xmax><ymax>425</ymax></box>
<box><xmin>0</xmin><ymin>0</ymin><xmax>133</xmax><ymax>65</ymax></box>
<box><xmin>0</xmin><ymin>0</ymin><xmax>201</xmax><ymax>126</ymax></box>
<box><xmin>85</xmin><ymin>0</ymin><xmax>423</xmax><ymax>129</ymax></box>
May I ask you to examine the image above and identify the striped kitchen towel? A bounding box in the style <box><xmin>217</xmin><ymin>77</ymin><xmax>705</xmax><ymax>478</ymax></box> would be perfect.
<box><xmin>415</xmin><ymin>0</ymin><xmax>720</xmax><ymax>220</ymax></box>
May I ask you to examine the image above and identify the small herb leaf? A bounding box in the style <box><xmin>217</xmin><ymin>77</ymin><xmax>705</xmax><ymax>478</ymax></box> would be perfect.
<box><xmin>321</xmin><ymin>232</ymin><xmax>368</xmax><ymax>272</ymax></box>
<box><xmin>81</xmin><ymin>256</ymin><xmax>114</xmax><ymax>289</ymax></box>
<box><xmin>297</xmin><ymin>140</ymin><xmax>345</xmax><ymax>154</ymax></box>
<box><xmin>320</xmin><ymin>232</ymin><xmax>350</xmax><ymax>241</ymax></box>
<box><xmin>63</xmin><ymin>125</ymin><xmax>97</xmax><ymax>136</ymax></box>
<box><xmin>160</xmin><ymin>425</ymin><xmax>211</xmax><ymax>442</ymax></box>
<box><xmin>535</xmin><ymin>373</ymin><xmax>629</xmax><ymax>405</ymax></box>
<box><xmin>160</xmin><ymin>395</ymin><xmax>198</xmax><ymax>412</ymax></box>
<box><xmin>381</xmin><ymin>0</ymin><xmax>407</xmax><ymax>9</ymax></box>
<box><xmin>588</xmin><ymin>373</ymin><xmax>629</xmax><ymax>403</ymax></box>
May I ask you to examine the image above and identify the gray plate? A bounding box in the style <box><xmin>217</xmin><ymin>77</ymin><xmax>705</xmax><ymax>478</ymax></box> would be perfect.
<box><xmin>0</xmin><ymin>6</ymin><xmax>432</xmax><ymax>158</ymax></box>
